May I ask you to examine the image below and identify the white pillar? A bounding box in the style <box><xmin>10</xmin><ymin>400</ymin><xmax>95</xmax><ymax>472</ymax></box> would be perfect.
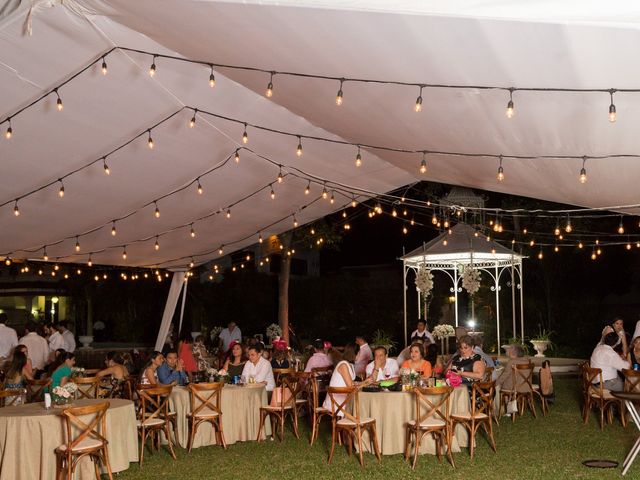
<box><xmin>403</xmin><ymin>264</ymin><xmax>408</xmax><ymax>348</ymax></box>
<box><xmin>511</xmin><ymin>263</ymin><xmax>516</xmax><ymax>338</ymax></box>
<box><xmin>154</xmin><ymin>271</ymin><xmax>187</xmax><ymax>351</ymax></box>
<box><xmin>453</xmin><ymin>268</ymin><xmax>459</xmax><ymax>327</ymax></box>
<box><xmin>495</xmin><ymin>264</ymin><xmax>501</xmax><ymax>350</ymax></box>
<box><xmin>519</xmin><ymin>262</ymin><xmax>525</xmax><ymax>343</ymax></box>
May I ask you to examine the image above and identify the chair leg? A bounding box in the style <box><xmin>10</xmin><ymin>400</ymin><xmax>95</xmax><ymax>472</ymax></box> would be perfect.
<box><xmin>369</xmin><ymin>423</ymin><xmax>381</xmax><ymax>463</ymax></box>
<box><xmin>217</xmin><ymin>418</ymin><xmax>227</xmax><ymax>449</ymax></box>
<box><xmin>256</xmin><ymin>410</ymin><xmax>266</xmax><ymax>442</ymax></box>
<box><xmin>164</xmin><ymin>425</ymin><xmax>177</xmax><ymax>460</ymax></box>
<box><xmin>187</xmin><ymin>418</ymin><xmax>195</xmax><ymax>452</ymax></box>
<box><xmin>328</xmin><ymin>424</ymin><xmax>337</xmax><ymax>465</ymax></box>
<box><xmin>404</xmin><ymin>427</ymin><xmax>411</xmax><ymax>461</ymax></box>
<box><xmin>102</xmin><ymin>445</ymin><xmax>114</xmax><ymax>480</ymax></box>
<box><xmin>485</xmin><ymin>419</ymin><xmax>497</xmax><ymax>453</ymax></box>
<box><xmin>292</xmin><ymin>409</ymin><xmax>300</xmax><ymax>439</ymax></box>
<box><xmin>356</xmin><ymin>426</ymin><xmax>364</xmax><ymax>467</ymax></box>
<box><xmin>139</xmin><ymin>429</ymin><xmax>146</xmax><ymax>465</ymax></box>
<box><xmin>93</xmin><ymin>454</ymin><xmax>101</xmax><ymax>480</ymax></box>
<box><xmin>310</xmin><ymin>411</ymin><xmax>318</xmax><ymax>445</ymax></box>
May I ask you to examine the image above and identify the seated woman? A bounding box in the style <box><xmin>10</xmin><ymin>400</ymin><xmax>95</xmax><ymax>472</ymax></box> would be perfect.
<box><xmin>271</xmin><ymin>339</ymin><xmax>290</xmax><ymax>369</ymax></box>
<box><xmin>178</xmin><ymin>330</ymin><xmax>198</xmax><ymax>382</ymax></box>
<box><xmin>629</xmin><ymin>336</ymin><xmax>640</xmax><ymax>367</ymax></box>
<box><xmin>96</xmin><ymin>351</ymin><xmax>129</xmax><ymax>397</ymax></box>
<box><xmin>13</xmin><ymin>345</ymin><xmax>33</xmax><ymax>379</ymax></box>
<box><xmin>140</xmin><ymin>351</ymin><xmax>164</xmax><ymax>386</ymax></box>
<box><xmin>222</xmin><ymin>341</ymin><xmax>246</xmax><ymax>378</ymax></box>
<box><xmin>400</xmin><ymin>342</ymin><xmax>432</xmax><ymax>378</ymax></box>
<box><xmin>50</xmin><ymin>352</ymin><xmax>76</xmax><ymax>390</ymax></box>
<box><xmin>447</xmin><ymin>335</ymin><xmax>485</xmax><ymax>385</ymax></box>
<box><xmin>322</xmin><ymin>344</ymin><xmax>357</xmax><ymax>414</ymax></box>
<box><xmin>4</xmin><ymin>351</ymin><xmax>32</xmax><ymax>404</ymax></box>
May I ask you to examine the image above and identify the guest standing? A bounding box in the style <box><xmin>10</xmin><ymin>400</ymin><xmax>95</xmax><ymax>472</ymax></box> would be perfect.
<box><xmin>354</xmin><ymin>335</ymin><xmax>373</xmax><ymax>378</ymax></box>
<box><xmin>19</xmin><ymin>321</ymin><xmax>49</xmax><ymax>372</ymax></box>
<box><xmin>410</xmin><ymin>319</ymin><xmax>435</xmax><ymax>344</ymax></box>
<box><xmin>219</xmin><ymin>321</ymin><xmax>242</xmax><ymax>354</ymax></box>
<box><xmin>178</xmin><ymin>330</ymin><xmax>198</xmax><ymax>381</ymax></box>
<box><xmin>57</xmin><ymin>322</ymin><xmax>76</xmax><ymax>353</ymax></box>
<box><xmin>0</xmin><ymin>313</ymin><xmax>18</xmax><ymax>363</ymax></box>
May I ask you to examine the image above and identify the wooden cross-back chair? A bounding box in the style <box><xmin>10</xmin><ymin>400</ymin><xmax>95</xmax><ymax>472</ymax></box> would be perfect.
<box><xmin>136</xmin><ymin>385</ymin><xmax>176</xmax><ymax>465</ymax></box>
<box><xmin>74</xmin><ymin>377</ymin><xmax>101</xmax><ymax>399</ymax></box>
<box><xmin>583</xmin><ymin>366</ymin><xmax>626</xmax><ymax>429</ymax></box>
<box><xmin>26</xmin><ymin>378</ymin><xmax>51</xmax><ymax>403</ymax></box>
<box><xmin>272</xmin><ymin>368</ymin><xmax>296</xmax><ymax>385</ymax></box>
<box><xmin>327</xmin><ymin>386</ymin><xmax>381</xmax><ymax>467</ymax></box>
<box><xmin>291</xmin><ymin>371</ymin><xmax>312</xmax><ymax>417</ymax></box>
<box><xmin>623</xmin><ymin>369</ymin><xmax>640</xmax><ymax>393</ymax></box>
<box><xmin>55</xmin><ymin>401</ymin><xmax>113</xmax><ymax>480</ymax></box>
<box><xmin>483</xmin><ymin>366</ymin><xmax>494</xmax><ymax>382</ymax></box>
<box><xmin>186</xmin><ymin>382</ymin><xmax>226</xmax><ymax>452</ymax></box>
<box><xmin>308</xmin><ymin>373</ymin><xmax>332</xmax><ymax>445</ymax></box>
<box><xmin>499</xmin><ymin>363</ymin><xmax>536</xmax><ymax>422</ymax></box>
<box><xmin>0</xmin><ymin>388</ymin><xmax>26</xmax><ymax>407</ymax></box>
<box><xmin>451</xmin><ymin>381</ymin><xmax>497</xmax><ymax>460</ymax></box>
<box><xmin>404</xmin><ymin>386</ymin><xmax>454</xmax><ymax>469</ymax></box>
<box><xmin>257</xmin><ymin>374</ymin><xmax>300</xmax><ymax>442</ymax></box>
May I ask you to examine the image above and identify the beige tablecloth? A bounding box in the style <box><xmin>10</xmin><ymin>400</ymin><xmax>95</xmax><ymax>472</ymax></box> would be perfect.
<box><xmin>168</xmin><ymin>384</ymin><xmax>271</xmax><ymax>449</ymax></box>
<box><xmin>0</xmin><ymin>398</ymin><xmax>138</xmax><ymax>480</ymax></box>
<box><xmin>359</xmin><ymin>387</ymin><xmax>470</xmax><ymax>455</ymax></box>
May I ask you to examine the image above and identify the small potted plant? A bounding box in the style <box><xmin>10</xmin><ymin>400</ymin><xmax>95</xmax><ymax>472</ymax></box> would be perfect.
<box><xmin>371</xmin><ymin>329</ymin><xmax>397</xmax><ymax>354</ymax></box>
<box><xmin>530</xmin><ymin>326</ymin><xmax>554</xmax><ymax>358</ymax></box>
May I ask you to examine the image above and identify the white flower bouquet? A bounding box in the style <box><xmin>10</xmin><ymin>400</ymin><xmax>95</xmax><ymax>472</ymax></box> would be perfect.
<box><xmin>433</xmin><ymin>324</ymin><xmax>455</xmax><ymax>339</ymax></box>
<box><xmin>209</xmin><ymin>326</ymin><xmax>223</xmax><ymax>341</ymax></box>
<box><xmin>52</xmin><ymin>383</ymin><xmax>78</xmax><ymax>406</ymax></box>
<box><xmin>461</xmin><ymin>265</ymin><xmax>481</xmax><ymax>295</ymax></box>
<box><xmin>415</xmin><ymin>264</ymin><xmax>434</xmax><ymax>296</ymax></box>
<box><xmin>71</xmin><ymin>367</ymin><xmax>85</xmax><ymax>377</ymax></box>
<box><xmin>266</xmin><ymin>323</ymin><xmax>282</xmax><ymax>339</ymax></box>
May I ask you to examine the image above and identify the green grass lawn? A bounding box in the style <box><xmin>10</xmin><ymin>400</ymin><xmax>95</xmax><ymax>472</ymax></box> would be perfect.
<box><xmin>118</xmin><ymin>378</ymin><xmax>639</xmax><ymax>479</ymax></box>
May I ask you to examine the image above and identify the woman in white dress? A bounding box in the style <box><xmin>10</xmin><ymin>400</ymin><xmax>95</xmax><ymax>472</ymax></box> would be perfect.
<box><xmin>323</xmin><ymin>344</ymin><xmax>357</xmax><ymax>414</ymax></box>
<box><xmin>140</xmin><ymin>351</ymin><xmax>163</xmax><ymax>386</ymax></box>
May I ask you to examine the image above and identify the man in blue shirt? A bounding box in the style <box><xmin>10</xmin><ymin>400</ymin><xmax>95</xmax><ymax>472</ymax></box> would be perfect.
<box><xmin>157</xmin><ymin>350</ymin><xmax>188</xmax><ymax>386</ymax></box>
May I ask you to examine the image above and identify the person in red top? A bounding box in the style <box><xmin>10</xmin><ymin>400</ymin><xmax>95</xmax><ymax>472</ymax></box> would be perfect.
<box><xmin>178</xmin><ymin>330</ymin><xmax>198</xmax><ymax>381</ymax></box>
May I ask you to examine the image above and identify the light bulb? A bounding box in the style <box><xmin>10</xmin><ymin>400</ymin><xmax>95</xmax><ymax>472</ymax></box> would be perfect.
<box><xmin>190</xmin><ymin>225</ymin><xmax>196</xmax><ymax>238</ymax></box>
<box><xmin>234</xmin><ymin>150</ymin><xmax>240</xmax><ymax>163</ymax></box>
<box><xmin>392</xmin><ymin>209</ymin><xmax>397</xmax><ymax>217</ymax></box>
<box><xmin>497</xmin><ymin>165</ymin><xmax>505</xmax><ymax>182</ymax></box>
<box><xmin>420</xmin><ymin>157</ymin><xmax>427</xmax><ymax>174</ymax></box>
<box><xmin>296</xmin><ymin>138</ymin><xmax>303</xmax><ymax>157</ymax></box>
<box><xmin>190</xmin><ymin>258</ymin><xmax>195</xmax><ymax>268</ymax></box>
<box><xmin>226</xmin><ymin>209</ymin><xmax>231</xmax><ymax>219</ymax></box>
<box><xmin>5</xmin><ymin>124</ymin><xmax>12</xmax><ymax>139</ymax></box>
<box><xmin>618</xmin><ymin>218</ymin><xmax>625</xmax><ymax>234</ymax></box>
<box><xmin>565</xmin><ymin>221</ymin><xmax>572</xmax><ymax>233</ymax></box>
<box><xmin>101</xmin><ymin>57</ymin><xmax>108</xmax><ymax>75</ymax></box>
<box><xmin>209</xmin><ymin>66</ymin><xmax>215</xmax><ymax>87</ymax></box>
<box><xmin>75</xmin><ymin>238</ymin><xmax>80</xmax><ymax>252</ymax></box>
<box><xmin>88</xmin><ymin>256</ymin><xmax>92</xmax><ymax>267</ymax></box>
<box><xmin>266</xmin><ymin>73</ymin><xmax>274</xmax><ymax>97</ymax></box>
<box><xmin>330</xmin><ymin>192</ymin><xmax>335</xmax><ymax>204</ymax></box>
<box><xmin>305</xmin><ymin>182</ymin><xmax>310</xmax><ymax>195</ymax></box>
<box><xmin>149</xmin><ymin>58</ymin><xmax>156</xmax><ymax>77</ymax></box>
<box><xmin>578</xmin><ymin>242</ymin><xmax>583</xmax><ymax>249</ymax></box>
<box><xmin>591</xmin><ymin>251</ymin><xmax>597</xmax><ymax>260</ymax></box>
<box><xmin>56</xmin><ymin>95</ymin><xmax>63</xmax><ymax>112</ymax></box>
<box><xmin>277</xmin><ymin>170</ymin><xmax>284</xmax><ymax>183</ymax></box>
<box><xmin>351</xmin><ymin>197</ymin><xmax>357</xmax><ymax>208</ymax></box>
<box><xmin>609</xmin><ymin>103</ymin><xmax>616</xmax><ymax>122</ymax></box>
<box><xmin>154</xmin><ymin>203</ymin><xmax>160</xmax><ymax>218</ymax></box>
<box><xmin>197</xmin><ymin>180</ymin><xmax>203</xmax><ymax>195</ymax></box>
<box><xmin>627</xmin><ymin>243</ymin><xmax>632</xmax><ymax>250</ymax></box>
<box><xmin>270</xmin><ymin>188</ymin><xmax>275</xmax><ymax>200</ymax></box>
<box><xmin>43</xmin><ymin>248</ymin><xmax>48</xmax><ymax>261</ymax></box>
<box><xmin>538</xmin><ymin>251</ymin><xmax>543</xmax><ymax>260</ymax></box>
<box><xmin>554</xmin><ymin>245</ymin><xmax>559</xmax><ymax>252</ymax></box>
<box><xmin>403</xmin><ymin>226</ymin><xmax>408</xmax><ymax>234</ymax></box>
<box><xmin>336</xmin><ymin>80</ymin><xmax>344</xmax><ymax>106</ymax></box>
<box><xmin>4</xmin><ymin>257</ymin><xmax>10</xmax><ymax>266</ymax></box>
<box><xmin>219</xmin><ymin>247</ymin><xmax>224</xmax><ymax>255</ymax></box>
<box><xmin>579</xmin><ymin>159</ymin><xmax>588</xmax><ymax>184</ymax></box>
<box><xmin>103</xmin><ymin>159</ymin><xmax>110</xmax><ymax>175</ymax></box>
<box><xmin>258</xmin><ymin>234</ymin><xmax>263</xmax><ymax>244</ymax></box>
<box><xmin>432</xmin><ymin>215</ymin><xmax>437</xmax><ymax>225</ymax></box>
<box><xmin>322</xmin><ymin>187</ymin><xmax>328</xmax><ymax>199</ymax></box>
<box><xmin>443</xmin><ymin>239</ymin><xmax>448</xmax><ymax>246</ymax></box>
<box><xmin>58</xmin><ymin>180</ymin><xmax>65</xmax><ymax>198</ymax></box>
<box><xmin>111</xmin><ymin>222</ymin><xmax>117</xmax><ymax>236</ymax></box>
<box><xmin>189</xmin><ymin>114</ymin><xmax>196</xmax><ymax>128</ymax></box>
<box><xmin>155</xmin><ymin>238</ymin><xmax>160</xmax><ymax>250</ymax></box>
<box><xmin>529</xmin><ymin>240</ymin><xmax>535</xmax><ymax>247</ymax></box>
<box><xmin>242</xmin><ymin>124</ymin><xmax>248</xmax><ymax>144</ymax></box>
<box><xmin>506</xmin><ymin>89</ymin><xmax>514</xmax><ymax>118</ymax></box>
<box><xmin>355</xmin><ymin>147</ymin><xmax>362</xmax><ymax>167</ymax></box>
<box><xmin>13</xmin><ymin>201</ymin><xmax>19</xmax><ymax>217</ymax></box>
<box><xmin>414</xmin><ymin>91</ymin><xmax>423</xmax><ymax>112</ymax></box>
<box><xmin>122</xmin><ymin>248</ymin><xmax>127</xmax><ymax>260</ymax></box>
<box><xmin>293</xmin><ymin>216</ymin><xmax>298</xmax><ymax>227</ymax></box>
<box><xmin>147</xmin><ymin>131</ymin><xmax>154</xmax><ymax>149</ymax></box>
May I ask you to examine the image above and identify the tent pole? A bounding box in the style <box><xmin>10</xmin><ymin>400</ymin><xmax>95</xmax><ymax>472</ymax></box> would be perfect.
<box><xmin>511</xmin><ymin>261</ymin><xmax>516</xmax><ymax>338</ymax></box>
<box><xmin>519</xmin><ymin>262</ymin><xmax>525</xmax><ymax>343</ymax></box>
<box><xmin>454</xmin><ymin>268</ymin><xmax>459</xmax><ymax>327</ymax></box>
<box><xmin>495</xmin><ymin>264</ymin><xmax>500</xmax><ymax>351</ymax></box>
<box><xmin>178</xmin><ymin>276</ymin><xmax>189</xmax><ymax>335</ymax></box>
<box><xmin>403</xmin><ymin>263</ymin><xmax>408</xmax><ymax>348</ymax></box>
<box><xmin>154</xmin><ymin>271</ymin><xmax>187</xmax><ymax>351</ymax></box>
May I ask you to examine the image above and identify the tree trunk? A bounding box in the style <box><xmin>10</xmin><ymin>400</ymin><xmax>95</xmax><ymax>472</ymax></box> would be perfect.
<box><xmin>278</xmin><ymin>233</ymin><xmax>293</xmax><ymax>344</ymax></box>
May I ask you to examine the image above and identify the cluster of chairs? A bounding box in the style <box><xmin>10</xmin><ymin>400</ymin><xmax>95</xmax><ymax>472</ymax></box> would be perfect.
<box><xmin>580</xmin><ymin>361</ymin><xmax>640</xmax><ymax>429</ymax></box>
<box><xmin>497</xmin><ymin>361</ymin><xmax>550</xmax><ymax>422</ymax></box>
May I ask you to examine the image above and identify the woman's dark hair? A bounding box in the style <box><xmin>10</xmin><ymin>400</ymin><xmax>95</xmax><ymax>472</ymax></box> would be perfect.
<box><xmin>6</xmin><ymin>351</ymin><xmax>28</xmax><ymax>380</ymax></box>
<box><xmin>14</xmin><ymin>344</ymin><xmax>27</xmax><ymax>355</ymax></box>
<box><xmin>226</xmin><ymin>343</ymin><xmax>246</xmax><ymax>363</ymax></box>
<box><xmin>425</xmin><ymin>343</ymin><xmax>438</xmax><ymax>365</ymax></box>
<box><xmin>52</xmin><ymin>352</ymin><xmax>75</xmax><ymax>371</ymax></box>
<box><xmin>342</xmin><ymin>343</ymin><xmax>357</xmax><ymax>363</ymax></box>
<box><xmin>409</xmin><ymin>342</ymin><xmax>424</xmax><ymax>358</ymax></box>
<box><xmin>106</xmin><ymin>351</ymin><xmax>123</xmax><ymax>364</ymax></box>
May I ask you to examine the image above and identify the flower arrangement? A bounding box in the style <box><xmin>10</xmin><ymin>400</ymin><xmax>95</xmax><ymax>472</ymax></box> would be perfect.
<box><xmin>52</xmin><ymin>383</ymin><xmax>78</xmax><ymax>406</ymax></box>
<box><xmin>70</xmin><ymin>367</ymin><xmax>85</xmax><ymax>377</ymax></box>
<box><xmin>461</xmin><ymin>265</ymin><xmax>481</xmax><ymax>295</ymax></box>
<box><xmin>433</xmin><ymin>324</ymin><xmax>455</xmax><ymax>339</ymax></box>
<box><xmin>266</xmin><ymin>323</ymin><xmax>282</xmax><ymax>340</ymax></box>
<box><xmin>415</xmin><ymin>264</ymin><xmax>434</xmax><ymax>296</ymax></box>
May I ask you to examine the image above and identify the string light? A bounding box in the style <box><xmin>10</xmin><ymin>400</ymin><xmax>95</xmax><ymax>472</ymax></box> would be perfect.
<box><xmin>355</xmin><ymin>146</ymin><xmax>362</xmax><ymax>167</ymax></box>
<box><xmin>209</xmin><ymin>65</ymin><xmax>215</xmax><ymax>87</ymax></box>
<box><xmin>506</xmin><ymin>88</ymin><xmax>514</xmax><ymax>118</ymax></box>
<box><xmin>403</xmin><ymin>226</ymin><xmax>408</xmax><ymax>234</ymax></box>
<box><xmin>609</xmin><ymin>89</ymin><xmax>617</xmax><ymax>123</ymax></box>
<box><xmin>234</xmin><ymin>149</ymin><xmax>240</xmax><ymax>163</ymax></box>
<box><xmin>322</xmin><ymin>185</ymin><xmax>328</xmax><ymax>199</ymax></box>
<box><xmin>88</xmin><ymin>255</ymin><xmax>92</xmax><ymax>267</ymax></box>
<box><xmin>190</xmin><ymin>224</ymin><xmax>196</xmax><ymax>238</ymax></box>
<box><xmin>565</xmin><ymin>216</ymin><xmax>572</xmax><ymax>233</ymax></box>
<box><xmin>149</xmin><ymin>56</ymin><xmax>157</xmax><ymax>77</ymax></box>
<box><xmin>75</xmin><ymin>237</ymin><xmax>80</xmax><ymax>252</ymax></box>
<box><xmin>336</xmin><ymin>79</ymin><xmax>344</xmax><ymax>106</ymax></box>
<box><xmin>111</xmin><ymin>221</ymin><xmax>117</xmax><ymax>236</ymax></box>
<box><xmin>591</xmin><ymin>248</ymin><xmax>597</xmax><ymax>260</ymax></box>
<box><xmin>330</xmin><ymin>191</ymin><xmax>335</xmax><ymax>204</ymax></box>
<box><xmin>13</xmin><ymin>201</ymin><xmax>19</xmax><ymax>217</ymax></box>
<box><xmin>226</xmin><ymin>209</ymin><xmax>231</xmax><ymax>219</ymax></box>
<box><xmin>258</xmin><ymin>233</ymin><xmax>263</xmax><ymax>244</ymax></box>
<box><xmin>578</xmin><ymin>241</ymin><xmax>583</xmax><ymax>249</ymax></box>
<box><xmin>266</xmin><ymin>72</ymin><xmax>274</xmax><ymax>98</ymax></box>
<box><xmin>43</xmin><ymin>247</ymin><xmax>48</xmax><ymax>261</ymax></box>
<box><xmin>5</xmin><ymin>119</ymin><xmax>11</xmax><ymax>139</ymax></box>
<box><xmin>414</xmin><ymin>86</ymin><xmax>423</xmax><ymax>112</ymax></box>
<box><xmin>55</xmin><ymin>89</ymin><xmax>63</xmax><ymax>112</ymax></box>
<box><xmin>154</xmin><ymin>237</ymin><xmax>160</xmax><ymax>250</ymax></box>
<box><xmin>579</xmin><ymin>157</ymin><xmax>588</xmax><ymax>184</ymax></box>
<box><xmin>190</xmin><ymin>258</ymin><xmax>195</xmax><ymax>268</ymax></box>
<box><xmin>218</xmin><ymin>246</ymin><xmax>224</xmax><ymax>255</ymax></box>
<box><xmin>103</xmin><ymin>157</ymin><xmax>110</xmax><ymax>175</ymax></box>
<box><xmin>189</xmin><ymin>109</ymin><xmax>197</xmax><ymax>128</ymax></box>
<box><xmin>305</xmin><ymin>182</ymin><xmax>310</xmax><ymax>195</ymax></box>
<box><xmin>147</xmin><ymin>130</ymin><xmax>154</xmax><ymax>149</ymax></box>
<box><xmin>351</xmin><ymin>196</ymin><xmax>358</xmax><ymax>208</ymax></box>
<box><xmin>419</xmin><ymin>152</ymin><xmax>427</xmax><ymax>174</ymax></box>
<box><xmin>58</xmin><ymin>179</ymin><xmax>65</xmax><ymax>198</ymax></box>
<box><xmin>242</xmin><ymin>123</ymin><xmax>248</xmax><ymax>144</ymax></box>
<box><xmin>270</xmin><ymin>186</ymin><xmax>276</xmax><ymax>200</ymax></box>
<box><xmin>122</xmin><ymin>247</ymin><xmax>127</xmax><ymax>260</ymax></box>
<box><xmin>497</xmin><ymin>156</ymin><xmax>505</xmax><ymax>182</ymax></box>
<box><xmin>101</xmin><ymin>57</ymin><xmax>108</xmax><ymax>75</ymax></box>
<box><xmin>296</xmin><ymin>137</ymin><xmax>303</xmax><ymax>157</ymax></box>
<box><xmin>154</xmin><ymin>202</ymin><xmax>160</xmax><ymax>218</ymax></box>
<box><xmin>538</xmin><ymin>249</ymin><xmax>543</xmax><ymax>260</ymax></box>
<box><xmin>618</xmin><ymin>216</ymin><xmax>625</xmax><ymax>234</ymax></box>
<box><xmin>196</xmin><ymin>179</ymin><xmax>203</xmax><ymax>195</ymax></box>
<box><xmin>293</xmin><ymin>215</ymin><xmax>298</xmax><ymax>227</ymax></box>
<box><xmin>277</xmin><ymin>168</ymin><xmax>284</xmax><ymax>184</ymax></box>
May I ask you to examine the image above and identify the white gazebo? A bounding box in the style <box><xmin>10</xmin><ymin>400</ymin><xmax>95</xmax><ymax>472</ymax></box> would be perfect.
<box><xmin>401</xmin><ymin>223</ymin><xmax>525</xmax><ymax>349</ymax></box>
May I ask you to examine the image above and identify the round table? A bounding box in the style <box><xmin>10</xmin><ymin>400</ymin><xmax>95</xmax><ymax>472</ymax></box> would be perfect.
<box><xmin>358</xmin><ymin>387</ymin><xmax>470</xmax><ymax>455</ymax></box>
<box><xmin>0</xmin><ymin>398</ymin><xmax>138</xmax><ymax>480</ymax></box>
<box><xmin>169</xmin><ymin>384</ymin><xmax>271</xmax><ymax>449</ymax></box>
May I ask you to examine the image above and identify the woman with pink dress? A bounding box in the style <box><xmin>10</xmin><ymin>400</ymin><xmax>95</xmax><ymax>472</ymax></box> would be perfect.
<box><xmin>178</xmin><ymin>330</ymin><xmax>198</xmax><ymax>381</ymax></box>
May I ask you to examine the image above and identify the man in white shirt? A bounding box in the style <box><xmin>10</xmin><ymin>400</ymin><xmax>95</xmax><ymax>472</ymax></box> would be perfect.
<box><xmin>219</xmin><ymin>321</ymin><xmax>242</xmax><ymax>353</ymax></box>
<box><xmin>366</xmin><ymin>346</ymin><xmax>400</xmax><ymax>382</ymax></box>
<box><xmin>411</xmin><ymin>320</ymin><xmax>435</xmax><ymax>344</ymax></box>
<box><xmin>0</xmin><ymin>313</ymin><xmax>18</xmax><ymax>360</ymax></box>
<box><xmin>355</xmin><ymin>335</ymin><xmax>373</xmax><ymax>378</ymax></box>
<box><xmin>58</xmin><ymin>322</ymin><xmax>76</xmax><ymax>353</ymax></box>
<box><xmin>591</xmin><ymin>331</ymin><xmax>630</xmax><ymax>392</ymax></box>
<box><xmin>46</xmin><ymin>323</ymin><xmax>66</xmax><ymax>355</ymax></box>
<box><xmin>19</xmin><ymin>321</ymin><xmax>49</xmax><ymax>371</ymax></box>
<box><xmin>242</xmin><ymin>345</ymin><xmax>275</xmax><ymax>391</ymax></box>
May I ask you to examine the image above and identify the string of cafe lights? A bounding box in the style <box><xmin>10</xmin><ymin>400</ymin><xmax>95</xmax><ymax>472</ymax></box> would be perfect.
<box><xmin>3</xmin><ymin>48</ymin><xmax>640</xmax><ymax>185</ymax></box>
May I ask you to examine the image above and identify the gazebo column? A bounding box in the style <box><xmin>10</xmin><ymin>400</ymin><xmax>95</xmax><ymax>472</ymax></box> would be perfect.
<box><xmin>403</xmin><ymin>264</ymin><xmax>408</xmax><ymax>348</ymax></box>
<box><xmin>453</xmin><ymin>268</ymin><xmax>459</xmax><ymax>327</ymax></box>
<box><xmin>511</xmin><ymin>263</ymin><xmax>516</xmax><ymax>339</ymax></box>
<box><xmin>519</xmin><ymin>263</ymin><xmax>525</xmax><ymax>343</ymax></box>
<box><xmin>495</xmin><ymin>264</ymin><xmax>501</xmax><ymax>350</ymax></box>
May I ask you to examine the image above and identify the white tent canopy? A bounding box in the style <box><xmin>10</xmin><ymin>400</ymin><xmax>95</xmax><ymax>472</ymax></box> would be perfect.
<box><xmin>401</xmin><ymin>223</ymin><xmax>525</xmax><ymax>349</ymax></box>
<box><xmin>2</xmin><ymin>1</ymin><xmax>640</xmax><ymax>269</ymax></box>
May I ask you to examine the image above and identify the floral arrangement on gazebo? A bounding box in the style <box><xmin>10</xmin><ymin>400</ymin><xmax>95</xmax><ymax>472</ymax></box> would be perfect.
<box><xmin>461</xmin><ymin>265</ymin><xmax>481</xmax><ymax>295</ymax></box>
<box><xmin>415</xmin><ymin>264</ymin><xmax>434</xmax><ymax>297</ymax></box>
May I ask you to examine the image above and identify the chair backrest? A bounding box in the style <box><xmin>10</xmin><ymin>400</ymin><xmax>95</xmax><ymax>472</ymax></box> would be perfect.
<box><xmin>470</xmin><ymin>381</ymin><xmax>495</xmax><ymax>417</ymax></box>
<box><xmin>0</xmin><ymin>388</ymin><xmax>27</xmax><ymax>407</ymax></box>
<box><xmin>511</xmin><ymin>362</ymin><xmax>534</xmax><ymax>392</ymax></box>
<box><xmin>539</xmin><ymin>360</ymin><xmax>553</xmax><ymax>396</ymax></box>
<box><xmin>584</xmin><ymin>366</ymin><xmax>605</xmax><ymax>397</ymax></box>
<box><xmin>188</xmin><ymin>382</ymin><xmax>223</xmax><ymax>417</ymax></box>
<box><xmin>311</xmin><ymin>366</ymin><xmax>333</xmax><ymax>392</ymax></box>
<box><xmin>326</xmin><ymin>386</ymin><xmax>359</xmax><ymax>424</ymax></box>
<box><xmin>413</xmin><ymin>386</ymin><xmax>453</xmax><ymax>426</ymax></box>
<box><xmin>483</xmin><ymin>366</ymin><xmax>494</xmax><ymax>381</ymax></box>
<box><xmin>74</xmin><ymin>377</ymin><xmax>100</xmax><ymax>399</ymax></box>
<box><xmin>59</xmin><ymin>401</ymin><xmax>110</xmax><ymax>452</ymax></box>
<box><xmin>137</xmin><ymin>385</ymin><xmax>173</xmax><ymax>424</ymax></box>
<box><xmin>273</xmin><ymin>368</ymin><xmax>296</xmax><ymax>385</ymax></box>
<box><xmin>26</xmin><ymin>378</ymin><xmax>51</xmax><ymax>402</ymax></box>
<box><xmin>623</xmin><ymin>369</ymin><xmax>640</xmax><ymax>393</ymax></box>
<box><xmin>273</xmin><ymin>375</ymin><xmax>299</xmax><ymax>412</ymax></box>
<box><xmin>292</xmin><ymin>371</ymin><xmax>312</xmax><ymax>399</ymax></box>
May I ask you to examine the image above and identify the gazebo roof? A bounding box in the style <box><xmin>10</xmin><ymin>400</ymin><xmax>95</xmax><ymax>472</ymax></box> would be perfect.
<box><xmin>401</xmin><ymin>223</ymin><xmax>524</xmax><ymax>267</ymax></box>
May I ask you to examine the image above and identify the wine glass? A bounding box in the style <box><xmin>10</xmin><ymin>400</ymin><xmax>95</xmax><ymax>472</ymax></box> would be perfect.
<box><xmin>384</xmin><ymin>368</ymin><xmax>390</xmax><ymax>380</ymax></box>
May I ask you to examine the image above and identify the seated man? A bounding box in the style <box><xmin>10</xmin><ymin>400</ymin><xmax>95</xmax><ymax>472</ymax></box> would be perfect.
<box><xmin>591</xmin><ymin>331</ymin><xmax>630</xmax><ymax>392</ymax></box>
<box><xmin>365</xmin><ymin>346</ymin><xmax>399</xmax><ymax>382</ymax></box>
<box><xmin>304</xmin><ymin>338</ymin><xmax>333</xmax><ymax>373</ymax></box>
<box><xmin>495</xmin><ymin>343</ymin><xmax>530</xmax><ymax>390</ymax></box>
<box><xmin>157</xmin><ymin>350</ymin><xmax>188</xmax><ymax>386</ymax></box>
<box><xmin>242</xmin><ymin>344</ymin><xmax>275</xmax><ymax>392</ymax></box>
